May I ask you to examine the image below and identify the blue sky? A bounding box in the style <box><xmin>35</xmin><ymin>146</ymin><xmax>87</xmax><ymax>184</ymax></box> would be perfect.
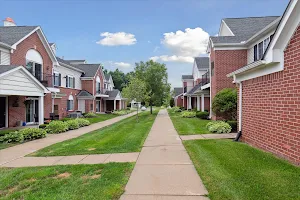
<box><xmin>1</xmin><ymin>0</ymin><xmax>289</xmax><ymax>87</ymax></box>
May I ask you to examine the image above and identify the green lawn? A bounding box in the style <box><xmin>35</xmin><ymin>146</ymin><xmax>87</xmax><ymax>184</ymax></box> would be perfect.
<box><xmin>86</xmin><ymin>113</ymin><xmax>117</xmax><ymax>124</ymax></box>
<box><xmin>168</xmin><ymin>110</ymin><xmax>210</xmax><ymax>135</ymax></box>
<box><xmin>184</xmin><ymin>139</ymin><xmax>300</xmax><ymax>200</ymax></box>
<box><xmin>30</xmin><ymin>111</ymin><xmax>157</xmax><ymax>156</ymax></box>
<box><xmin>0</xmin><ymin>163</ymin><xmax>134</xmax><ymax>200</ymax></box>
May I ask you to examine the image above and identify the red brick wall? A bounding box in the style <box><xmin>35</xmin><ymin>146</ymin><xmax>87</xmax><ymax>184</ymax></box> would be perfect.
<box><xmin>53</xmin><ymin>87</ymin><xmax>80</xmax><ymax>118</ymax></box>
<box><xmin>175</xmin><ymin>96</ymin><xmax>183</xmax><ymax>107</ymax></box>
<box><xmin>8</xmin><ymin>96</ymin><xmax>26</xmax><ymax>127</ymax></box>
<box><xmin>82</xmin><ymin>80</ymin><xmax>94</xmax><ymax>95</ymax></box>
<box><xmin>204</xmin><ymin>97</ymin><xmax>210</xmax><ymax>111</ymax></box>
<box><xmin>210</xmin><ymin>48</ymin><xmax>247</xmax><ymax>119</ymax></box>
<box><xmin>240</xmin><ymin>26</ymin><xmax>300</xmax><ymax>165</ymax></box>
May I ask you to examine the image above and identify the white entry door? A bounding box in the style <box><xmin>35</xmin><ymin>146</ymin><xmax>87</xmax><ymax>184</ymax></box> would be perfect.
<box><xmin>78</xmin><ymin>100</ymin><xmax>85</xmax><ymax>113</ymax></box>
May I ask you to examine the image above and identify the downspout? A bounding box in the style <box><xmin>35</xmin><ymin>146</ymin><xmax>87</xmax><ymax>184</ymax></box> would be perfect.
<box><xmin>234</xmin><ymin>81</ymin><xmax>242</xmax><ymax>141</ymax></box>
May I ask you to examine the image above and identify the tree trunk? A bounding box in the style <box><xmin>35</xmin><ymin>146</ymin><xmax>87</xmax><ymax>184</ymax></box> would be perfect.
<box><xmin>136</xmin><ymin>105</ymin><xmax>139</xmax><ymax>122</ymax></box>
<box><xmin>150</xmin><ymin>99</ymin><xmax>153</xmax><ymax>114</ymax></box>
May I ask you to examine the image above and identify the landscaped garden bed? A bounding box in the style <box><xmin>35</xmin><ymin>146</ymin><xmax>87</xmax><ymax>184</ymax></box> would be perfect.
<box><xmin>184</xmin><ymin>139</ymin><xmax>300</xmax><ymax>200</ymax></box>
<box><xmin>30</xmin><ymin>111</ymin><xmax>158</xmax><ymax>156</ymax></box>
<box><xmin>0</xmin><ymin>162</ymin><xmax>134</xmax><ymax>200</ymax></box>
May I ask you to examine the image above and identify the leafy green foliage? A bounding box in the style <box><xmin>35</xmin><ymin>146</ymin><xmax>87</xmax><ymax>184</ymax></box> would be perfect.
<box><xmin>75</xmin><ymin>118</ymin><xmax>90</xmax><ymax>127</ymax></box>
<box><xmin>212</xmin><ymin>88</ymin><xmax>237</xmax><ymax>120</ymax></box>
<box><xmin>108</xmin><ymin>69</ymin><xmax>132</xmax><ymax>91</ymax></box>
<box><xmin>0</xmin><ymin>131</ymin><xmax>24</xmax><ymax>143</ymax></box>
<box><xmin>65</xmin><ymin>120</ymin><xmax>80</xmax><ymax>130</ymax></box>
<box><xmin>112</xmin><ymin>110</ymin><xmax>130</xmax><ymax>116</ymax></box>
<box><xmin>227</xmin><ymin>120</ymin><xmax>237</xmax><ymax>132</ymax></box>
<box><xmin>171</xmin><ymin>106</ymin><xmax>182</xmax><ymax>112</ymax></box>
<box><xmin>84</xmin><ymin>112</ymin><xmax>97</xmax><ymax>118</ymax></box>
<box><xmin>46</xmin><ymin>121</ymin><xmax>68</xmax><ymax>134</ymax></box>
<box><xmin>39</xmin><ymin>124</ymin><xmax>48</xmax><ymax>129</ymax></box>
<box><xmin>19</xmin><ymin>128</ymin><xmax>47</xmax><ymax>140</ymax></box>
<box><xmin>196</xmin><ymin>111</ymin><xmax>209</xmax><ymax>119</ymax></box>
<box><xmin>206</xmin><ymin>121</ymin><xmax>232</xmax><ymax>133</ymax></box>
<box><xmin>181</xmin><ymin>111</ymin><xmax>196</xmax><ymax>118</ymax></box>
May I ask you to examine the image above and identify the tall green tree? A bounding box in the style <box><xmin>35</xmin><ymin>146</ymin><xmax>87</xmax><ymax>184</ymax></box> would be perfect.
<box><xmin>109</xmin><ymin>69</ymin><xmax>126</xmax><ymax>91</ymax></box>
<box><xmin>122</xmin><ymin>77</ymin><xmax>148</xmax><ymax>121</ymax></box>
<box><xmin>135</xmin><ymin>60</ymin><xmax>170</xmax><ymax>114</ymax></box>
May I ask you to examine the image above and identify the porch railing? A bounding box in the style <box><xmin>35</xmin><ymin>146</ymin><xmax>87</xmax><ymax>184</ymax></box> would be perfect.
<box><xmin>201</xmin><ymin>71</ymin><xmax>210</xmax><ymax>86</ymax></box>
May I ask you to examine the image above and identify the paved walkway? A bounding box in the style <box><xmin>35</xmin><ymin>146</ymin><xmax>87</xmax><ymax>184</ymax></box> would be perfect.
<box><xmin>0</xmin><ymin>112</ymin><xmax>136</xmax><ymax>166</ymax></box>
<box><xmin>120</xmin><ymin>109</ymin><xmax>209</xmax><ymax>200</ymax></box>
<box><xmin>181</xmin><ymin>133</ymin><xmax>237</xmax><ymax>141</ymax></box>
<box><xmin>1</xmin><ymin>152</ymin><xmax>139</xmax><ymax>167</ymax></box>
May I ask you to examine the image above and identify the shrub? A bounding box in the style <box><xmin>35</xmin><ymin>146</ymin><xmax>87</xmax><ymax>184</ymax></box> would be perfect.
<box><xmin>61</xmin><ymin>118</ymin><xmax>72</xmax><ymax>122</ymax></box>
<box><xmin>196</xmin><ymin>111</ymin><xmax>209</xmax><ymax>119</ymax></box>
<box><xmin>212</xmin><ymin>88</ymin><xmax>237</xmax><ymax>120</ymax></box>
<box><xmin>19</xmin><ymin>128</ymin><xmax>47</xmax><ymax>140</ymax></box>
<box><xmin>75</xmin><ymin>118</ymin><xmax>90</xmax><ymax>127</ymax></box>
<box><xmin>0</xmin><ymin>131</ymin><xmax>24</xmax><ymax>143</ymax></box>
<box><xmin>112</xmin><ymin>110</ymin><xmax>129</xmax><ymax>116</ymax></box>
<box><xmin>172</xmin><ymin>107</ymin><xmax>182</xmax><ymax>112</ymax></box>
<box><xmin>65</xmin><ymin>120</ymin><xmax>80</xmax><ymax>130</ymax></box>
<box><xmin>227</xmin><ymin>121</ymin><xmax>237</xmax><ymax>132</ymax></box>
<box><xmin>84</xmin><ymin>112</ymin><xmax>97</xmax><ymax>118</ymax></box>
<box><xmin>39</xmin><ymin>124</ymin><xmax>48</xmax><ymax>129</ymax></box>
<box><xmin>46</xmin><ymin>121</ymin><xmax>68</xmax><ymax>134</ymax></box>
<box><xmin>181</xmin><ymin>111</ymin><xmax>196</xmax><ymax>118</ymax></box>
<box><xmin>206</xmin><ymin>121</ymin><xmax>232</xmax><ymax>134</ymax></box>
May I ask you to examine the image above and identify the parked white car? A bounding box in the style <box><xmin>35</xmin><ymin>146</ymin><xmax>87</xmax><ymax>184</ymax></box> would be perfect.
<box><xmin>141</xmin><ymin>106</ymin><xmax>147</xmax><ymax>111</ymax></box>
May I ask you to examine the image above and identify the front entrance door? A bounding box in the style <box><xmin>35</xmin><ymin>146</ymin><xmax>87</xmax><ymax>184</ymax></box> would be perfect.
<box><xmin>78</xmin><ymin>100</ymin><xmax>85</xmax><ymax>113</ymax></box>
<box><xmin>25</xmin><ymin>99</ymin><xmax>39</xmax><ymax>124</ymax></box>
<box><xmin>0</xmin><ymin>97</ymin><xmax>6</xmax><ymax>128</ymax></box>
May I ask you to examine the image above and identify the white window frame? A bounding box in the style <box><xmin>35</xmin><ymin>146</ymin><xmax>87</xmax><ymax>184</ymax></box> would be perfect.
<box><xmin>66</xmin><ymin>75</ymin><xmax>75</xmax><ymax>88</ymax></box>
<box><xmin>26</xmin><ymin>59</ymin><xmax>43</xmax><ymax>81</ymax></box>
<box><xmin>53</xmin><ymin>71</ymin><xmax>60</xmax><ymax>87</ymax></box>
<box><xmin>253</xmin><ymin>35</ymin><xmax>273</xmax><ymax>61</ymax></box>
<box><xmin>67</xmin><ymin>95</ymin><xmax>74</xmax><ymax>111</ymax></box>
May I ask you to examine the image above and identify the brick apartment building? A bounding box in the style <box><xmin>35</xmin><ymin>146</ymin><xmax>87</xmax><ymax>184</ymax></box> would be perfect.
<box><xmin>0</xmin><ymin>18</ymin><xmax>126</xmax><ymax>128</ymax></box>
<box><xmin>207</xmin><ymin>0</ymin><xmax>300</xmax><ymax>165</ymax></box>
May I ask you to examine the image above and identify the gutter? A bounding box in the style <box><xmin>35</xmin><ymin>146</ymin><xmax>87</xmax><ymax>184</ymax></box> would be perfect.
<box><xmin>234</xmin><ymin>82</ymin><xmax>243</xmax><ymax>142</ymax></box>
<box><xmin>227</xmin><ymin>60</ymin><xmax>266</xmax><ymax>78</ymax></box>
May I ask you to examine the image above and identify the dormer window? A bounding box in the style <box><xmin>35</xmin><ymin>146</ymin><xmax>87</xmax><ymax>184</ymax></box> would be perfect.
<box><xmin>254</xmin><ymin>35</ymin><xmax>273</xmax><ymax>61</ymax></box>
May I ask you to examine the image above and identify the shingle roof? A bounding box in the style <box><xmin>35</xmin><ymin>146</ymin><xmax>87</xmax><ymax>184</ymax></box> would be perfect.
<box><xmin>173</xmin><ymin>87</ymin><xmax>183</xmax><ymax>97</ymax></box>
<box><xmin>65</xmin><ymin>60</ymin><xmax>86</xmax><ymax>63</ymax></box>
<box><xmin>72</xmin><ymin>64</ymin><xmax>101</xmax><ymax>77</ymax></box>
<box><xmin>0</xmin><ymin>26</ymin><xmax>38</xmax><ymax>46</ymax></box>
<box><xmin>182</xmin><ymin>75</ymin><xmax>193</xmax><ymax>79</ymax></box>
<box><xmin>211</xmin><ymin>16</ymin><xmax>280</xmax><ymax>44</ymax></box>
<box><xmin>0</xmin><ymin>65</ymin><xmax>19</xmax><ymax>74</ymax></box>
<box><xmin>77</xmin><ymin>90</ymin><xmax>93</xmax><ymax>97</ymax></box>
<box><xmin>105</xmin><ymin>74</ymin><xmax>110</xmax><ymax>81</ymax></box>
<box><xmin>105</xmin><ymin>89</ymin><xmax>120</xmax><ymax>98</ymax></box>
<box><xmin>187</xmin><ymin>84</ymin><xmax>202</xmax><ymax>95</ymax></box>
<box><xmin>195</xmin><ymin>57</ymin><xmax>209</xmax><ymax>70</ymax></box>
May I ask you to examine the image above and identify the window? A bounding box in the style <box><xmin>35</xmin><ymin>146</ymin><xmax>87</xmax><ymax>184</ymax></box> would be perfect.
<box><xmin>66</xmin><ymin>76</ymin><xmax>75</xmax><ymax>88</ymax></box>
<box><xmin>25</xmin><ymin>49</ymin><xmax>43</xmax><ymax>81</ymax></box>
<box><xmin>96</xmin><ymin>76</ymin><xmax>101</xmax><ymax>94</ymax></box>
<box><xmin>53</xmin><ymin>72</ymin><xmax>61</xmax><ymax>86</ymax></box>
<box><xmin>254</xmin><ymin>45</ymin><xmax>258</xmax><ymax>61</ymax></box>
<box><xmin>67</xmin><ymin>95</ymin><xmax>74</xmax><ymax>111</ymax></box>
<box><xmin>253</xmin><ymin>35</ymin><xmax>273</xmax><ymax>61</ymax></box>
<box><xmin>90</xmin><ymin>104</ymin><xmax>93</xmax><ymax>111</ymax></box>
<box><xmin>211</xmin><ymin>61</ymin><xmax>215</xmax><ymax>76</ymax></box>
<box><xmin>96</xmin><ymin>101</ymin><xmax>101</xmax><ymax>112</ymax></box>
<box><xmin>258</xmin><ymin>41</ymin><xmax>264</xmax><ymax>59</ymax></box>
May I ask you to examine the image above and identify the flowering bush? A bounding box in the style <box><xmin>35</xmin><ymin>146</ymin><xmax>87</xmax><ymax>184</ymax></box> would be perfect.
<box><xmin>206</xmin><ymin>121</ymin><xmax>232</xmax><ymax>133</ymax></box>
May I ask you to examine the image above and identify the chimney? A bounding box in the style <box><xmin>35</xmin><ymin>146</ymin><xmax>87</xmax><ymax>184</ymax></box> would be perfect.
<box><xmin>3</xmin><ymin>17</ymin><xmax>16</xmax><ymax>26</ymax></box>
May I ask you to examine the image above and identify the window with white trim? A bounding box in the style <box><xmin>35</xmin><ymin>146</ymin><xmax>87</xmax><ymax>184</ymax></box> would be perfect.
<box><xmin>66</xmin><ymin>75</ymin><xmax>75</xmax><ymax>88</ymax></box>
<box><xmin>253</xmin><ymin>35</ymin><xmax>273</xmax><ymax>61</ymax></box>
<box><xmin>67</xmin><ymin>95</ymin><xmax>74</xmax><ymax>111</ymax></box>
<box><xmin>96</xmin><ymin>76</ymin><xmax>101</xmax><ymax>94</ymax></box>
<box><xmin>53</xmin><ymin>71</ymin><xmax>61</xmax><ymax>87</ymax></box>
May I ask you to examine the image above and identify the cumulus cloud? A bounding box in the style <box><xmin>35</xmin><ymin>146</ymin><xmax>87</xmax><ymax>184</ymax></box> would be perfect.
<box><xmin>97</xmin><ymin>32</ymin><xmax>137</xmax><ymax>46</ymax></box>
<box><xmin>114</xmin><ymin>62</ymin><xmax>131</xmax><ymax>68</ymax></box>
<box><xmin>149</xmin><ymin>55</ymin><xmax>194</xmax><ymax>63</ymax></box>
<box><xmin>151</xmin><ymin>27</ymin><xmax>209</xmax><ymax>63</ymax></box>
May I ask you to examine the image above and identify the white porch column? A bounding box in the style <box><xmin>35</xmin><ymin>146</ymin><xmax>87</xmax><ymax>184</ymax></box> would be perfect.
<box><xmin>38</xmin><ymin>96</ymin><xmax>44</xmax><ymax>125</ymax></box>
<box><xmin>188</xmin><ymin>96</ymin><xmax>192</xmax><ymax>110</ymax></box>
<box><xmin>114</xmin><ymin>99</ymin><xmax>116</xmax><ymax>110</ymax></box>
<box><xmin>197</xmin><ymin>96</ymin><xmax>200</xmax><ymax>111</ymax></box>
<box><xmin>183</xmin><ymin>96</ymin><xmax>185</xmax><ymax>108</ymax></box>
<box><xmin>201</xmin><ymin>94</ymin><xmax>205</xmax><ymax>112</ymax></box>
<box><xmin>119</xmin><ymin>100</ymin><xmax>121</xmax><ymax>110</ymax></box>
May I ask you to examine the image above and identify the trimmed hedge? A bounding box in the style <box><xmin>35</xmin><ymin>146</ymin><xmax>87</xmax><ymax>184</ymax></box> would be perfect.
<box><xmin>196</xmin><ymin>111</ymin><xmax>209</xmax><ymax>119</ymax></box>
<box><xmin>206</xmin><ymin>121</ymin><xmax>232</xmax><ymax>134</ymax></box>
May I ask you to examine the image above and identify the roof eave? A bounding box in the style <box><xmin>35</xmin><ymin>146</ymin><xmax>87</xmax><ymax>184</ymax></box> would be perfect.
<box><xmin>227</xmin><ymin>60</ymin><xmax>267</xmax><ymax>77</ymax></box>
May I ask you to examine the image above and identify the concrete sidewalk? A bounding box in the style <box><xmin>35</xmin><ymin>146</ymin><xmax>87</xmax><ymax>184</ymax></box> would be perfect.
<box><xmin>1</xmin><ymin>152</ymin><xmax>139</xmax><ymax>167</ymax></box>
<box><xmin>120</xmin><ymin>109</ymin><xmax>209</xmax><ymax>200</ymax></box>
<box><xmin>0</xmin><ymin>112</ymin><xmax>136</xmax><ymax>166</ymax></box>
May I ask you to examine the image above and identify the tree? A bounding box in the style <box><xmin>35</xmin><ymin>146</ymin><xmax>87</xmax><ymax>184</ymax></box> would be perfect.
<box><xmin>134</xmin><ymin>60</ymin><xmax>170</xmax><ymax>114</ymax></box>
<box><xmin>109</xmin><ymin>69</ymin><xmax>126</xmax><ymax>91</ymax></box>
<box><xmin>122</xmin><ymin>77</ymin><xmax>148</xmax><ymax>121</ymax></box>
<box><xmin>212</xmin><ymin>88</ymin><xmax>237</xmax><ymax>120</ymax></box>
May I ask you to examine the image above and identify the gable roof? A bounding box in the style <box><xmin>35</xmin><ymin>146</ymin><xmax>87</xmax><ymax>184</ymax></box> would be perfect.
<box><xmin>105</xmin><ymin>89</ymin><xmax>120</xmax><ymax>98</ymax></box>
<box><xmin>211</xmin><ymin>16</ymin><xmax>280</xmax><ymax>44</ymax></box>
<box><xmin>0</xmin><ymin>65</ymin><xmax>19</xmax><ymax>74</ymax></box>
<box><xmin>0</xmin><ymin>26</ymin><xmax>38</xmax><ymax>46</ymax></box>
<box><xmin>187</xmin><ymin>84</ymin><xmax>202</xmax><ymax>95</ymax></box>
<box><xmin>72</xmin><ymin>64</ymin><xmax>101</xmax><ymax>78</ymax></box>
<box><xmin>182</xmin><ymin>75</ymin><xmax>193</xmax><ymax>79</ymax></box>
<box><xmin>77</xmin><ymin>90</ymin><xmax>93</xmax><ymax>97</ymax></box>
<box><xmin>105</xmin><ymin>74</ymin><xmax>110</xmax><ymax>81</ymax></box>
<box><xmin>173</xmin><ymin>87</ymin><xmax>183</xmax><ymax>97</ymax></box>
<box><xmin>56</xmin><ymin>57</ymin><xmax>85</xmax><ymax>73</ymax></box>
<box><xmin>195</xmin><ymin>57</ymin><xmax>209</xmax><ymax>70</ymax></box>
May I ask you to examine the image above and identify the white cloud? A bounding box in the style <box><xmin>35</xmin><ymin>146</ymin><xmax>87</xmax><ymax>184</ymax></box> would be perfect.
<box><xmin>150</xmin><ymin>27</ymin><xmax>209</xmax><ymax>63</ymax></box>
<box><xmin>162</xmin><ymin>27</ymin><xmax>209</xmax><ymax>56</ymax></box>
<box><xmin>150</xmin><ymin>55</ymin><xmax>194</xmax><ymax>63</ymax></box>
<box><xmin>114</xmin><ymin>62</ymin><xmax>131</xmax><ymax>68</ymax></box>
<box><xmin>153</xmin><ymin>46</ymin><xmax>160</xmax><ymax>53</ymax></box>
<box><xmin>96</xmin><ymin>32</ymin><xmax>137</xmax><ymax>46</ymax></box>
